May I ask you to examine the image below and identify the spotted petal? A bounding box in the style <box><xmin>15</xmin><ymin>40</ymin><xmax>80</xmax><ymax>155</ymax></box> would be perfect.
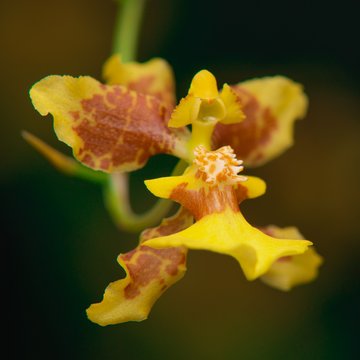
<box><xmin>260</xmin><ymin>225</ymin><xmax>323</xmax><ymax>291</ymax></box>
<box><xmin>30</xmin><ymin>75</ymin><xmax>189</xmax><ymax>173</ymax></box>
<box><xmin>86</xmin><ymin>208</ymin><xmax>192</xmax><ymax>325</ymax></box>
<box><xmin>213</xmin><ymin>76</ymin><xmax>308</xmax><ymax>166</ymax></box>
<box><xmin>103</xmin><ymin>55</ymin><xmax>176</xmax><ymax>106</ymax></box>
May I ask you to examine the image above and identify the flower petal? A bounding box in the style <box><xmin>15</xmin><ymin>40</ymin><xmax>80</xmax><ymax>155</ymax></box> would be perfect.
<box><xmin>219</xmin><ymin>84</ymin><xmax>245</xmax><ymax>124</ymax></box>
<box><xmin>213</xmin><ymin>76</ymin><xmax>308</xmax><ymax>166</ymax></box>
<box><xmin>86</xmin><ymin>208</ymin><xmax>192</xmax><ymax>325</ymax></box>
<box><xmin>168</xmin><ymin>95</ymin><xmax>201</xmax><ymax>128</ymax></box>
<box><xmin>144</xmin><ymin>209</ymin><xmax>312</xmax><ymax>281</ymax></box>
<box><xmin>260</xmin><ymin>225</ymin><xmax>323</xmax><ymax>291</ymax></box>
<box><xmin>30</xmin><ymin>75</ymin><xmax>189</xmax><ymax>173</ymax></box>
<box><xmin>103</xmin><ymin>55</ymin><xmax>176</xmax><ymax>106</ymax></box>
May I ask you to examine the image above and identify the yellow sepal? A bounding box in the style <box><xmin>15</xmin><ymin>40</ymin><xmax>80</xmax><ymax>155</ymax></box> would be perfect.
<box><xmin>30</xmin><ymin>75</ymin><xmax>100</xmax><ymax>151</ymax></box>
<box><xmin>87</xmin><ymin>248</ymin><xmax>187</xmax><ymax>325</ymax></box>
<box><xmin>103</xmin><ymin>54</ymin><xmax>176</xmax><ymax>105</ymax></box>
<box><xmin>22</xmin><ymin>131</ymin><xmax>78</xmax><ymax>175</ymax></box>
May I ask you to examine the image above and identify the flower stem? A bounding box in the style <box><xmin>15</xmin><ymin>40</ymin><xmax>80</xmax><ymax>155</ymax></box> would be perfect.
<box><xmin>104</xmin><ymin>160</ymin><xmax>188</xmax><ymax>233</ymax></box>
<box><xmin>112</xmin><ymin>0</ymin><xmax>146</xmax><ymax>62</ymax></box>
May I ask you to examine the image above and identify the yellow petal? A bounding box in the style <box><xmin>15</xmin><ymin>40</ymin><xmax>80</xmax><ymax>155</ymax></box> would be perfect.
<box><xmin>87</xmin><ymin>246</ymin><xmax>187</xmax><ymax>325</ymax></box>
<box><xmin>30</xmin><ymin>75</ymin><xmax>189</xmax><ymax>173</ymax></box>
<box><xmin>144</xmin><ymin>208</ymin><xmax>312</xmax><ymax>281</ymax></box>
<box><xmin>87</xmin><ymin>208</ymin><xmax>192</xmax><ymax>326</ymax></box>
<box><xmin>103</xmin><ymin>54</ymin><xmax>176</xmax><ymax>106</ymax></box>
<box><xmin>219</xmin><ymin>84</ymin><xmax>245</xmax><ymax>124</ymax></box>
<box><xmin>213</xmin><ymin>76</ymin><xmax>308</xmax><ymax>167</ymax></box>
<box><xmin>237</xmin><ymin>175</ymin><xmax>266</xmax><ymax>199</ymax></box>
<box><xmin>260</xmin><ymin>226</ymin><xmax>323</xmax><ymax>291</ymax></box>
<box><xmin>168</xmin><ymin>95</ymin><xmax>201</xmax><ymax>128</ymax></box>
<box><xmin>145</xmin><ymin>167</ymin><xmax>197</xmax><ymax>198</ymax></box>
<box><xmin>188</xmin><ymin>70</ymin><xmax>219</xmax><ymax>99</ymax></box>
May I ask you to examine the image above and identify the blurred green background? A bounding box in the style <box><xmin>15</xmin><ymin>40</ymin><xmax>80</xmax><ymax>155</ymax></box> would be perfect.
<box><xmin>2</xmin><ymin>0</ymin><xmax>359</xmax><ymax>359</ymax></box>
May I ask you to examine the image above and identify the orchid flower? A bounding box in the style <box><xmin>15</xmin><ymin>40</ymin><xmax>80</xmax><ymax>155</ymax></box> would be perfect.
<box><xmin>26</xmin><ymin>54</ymin><xmax>322</xmax><ymax>325</ymax></box>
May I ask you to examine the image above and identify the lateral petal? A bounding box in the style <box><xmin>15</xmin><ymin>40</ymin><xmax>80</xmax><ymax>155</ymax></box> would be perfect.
<box><xmin>86</xmin><ymin>208</ymin><xmax>192</xmax><ymax>325</ymax></box>
<box><xmin>30</xmin><ymin>75</ymin><xmax>189</xmax><ymax>173</ymax></box>
<box><xmin>213</xmin><ymin>76</ymin><xmax>308</xmax><ymax>166</ymax></box>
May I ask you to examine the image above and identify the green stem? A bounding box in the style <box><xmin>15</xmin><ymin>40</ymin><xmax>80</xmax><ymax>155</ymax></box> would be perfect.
<box><xmin>104</xmin><ymin>160</ymin><xmax>188</xmax><ymax>233</ymax></box>
<box><xmin>112</xmin><ymin>0</ymin><xmax>146</xmax><ymax>61</ymax></box>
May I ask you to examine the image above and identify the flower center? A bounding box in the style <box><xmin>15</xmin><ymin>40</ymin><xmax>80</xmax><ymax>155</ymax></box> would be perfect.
<box><xmin>193</xmin><ymin>145</ymin><xmax>247</xmax><ymax>185</ymax></box>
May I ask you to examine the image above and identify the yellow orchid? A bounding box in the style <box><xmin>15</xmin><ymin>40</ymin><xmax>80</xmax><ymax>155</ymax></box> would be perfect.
<box><xmin>26</xmin><ymin>51</ymin><xmax>321</xmax><ymax>326</ymax></box>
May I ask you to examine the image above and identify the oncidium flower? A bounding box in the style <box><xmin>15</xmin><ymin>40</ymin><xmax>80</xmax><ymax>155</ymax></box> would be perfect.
<box><xmin>26</xmin><ymin>52</ymin><xmax>322</xmax><ymax>326</ymax></box>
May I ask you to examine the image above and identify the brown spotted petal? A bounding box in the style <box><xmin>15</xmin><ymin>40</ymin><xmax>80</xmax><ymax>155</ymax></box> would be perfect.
<box><xmin>213</xmin><ymin>76</ymin><xmax>308</xmax><ymax>167</ymax></box>
<box><xmin>103</xmin><ymin>55</ymin><xmax>176</xmax><ymax>107</ymax></box>
<box><xmin>30</xmin><ymin>75</ymin><xmax>190</xmax><ymax>173</ymax></box>
<box><xmin>86</xmin><ymin>208</ymin><xmax>192</xmax><ymax>325</ymax></box>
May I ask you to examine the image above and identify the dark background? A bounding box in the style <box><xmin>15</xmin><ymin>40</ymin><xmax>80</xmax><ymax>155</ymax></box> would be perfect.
<box><xmin>2</xmin><ymin>0</ymin><xmax>359</xmax><ymax>359</ymax></box>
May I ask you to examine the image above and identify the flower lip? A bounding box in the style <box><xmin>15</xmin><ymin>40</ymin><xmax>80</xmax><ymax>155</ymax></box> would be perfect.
<box><xmin>193</xmin><ymin>145</ymin><xmax>247</xmax><ymax>185</ymax></box>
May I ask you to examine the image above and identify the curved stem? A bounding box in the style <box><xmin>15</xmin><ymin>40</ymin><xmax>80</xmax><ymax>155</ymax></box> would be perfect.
<box><xmin>112</xmin><ymin>0</ymin><xmax>146</xmax><ymax>61</ymax></box>
<box><xmin>104</xmin><ymin>160</ymin><xmax>188</xmax><ymax>233</ymax></box>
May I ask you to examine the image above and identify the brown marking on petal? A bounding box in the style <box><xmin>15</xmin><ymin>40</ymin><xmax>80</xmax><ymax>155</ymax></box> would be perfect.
<box><xmin>120</xmin><ymin>248</ymin><xmax>137</xmax><ymax>262</ymax></box>
<box><xmin>212</xmin><ymin>87</ymin><xmax>277</xmax><ymax>163</ymax></box>
<box><xmin>100</xmin><ymin>158</ymin><xmax>110</xmax><ymax>170</ymax></box>
<box><xmin>71</xmin><ymin>85</ymin><xmax>182</xmax><ymax>172</ymax></box>
<box><xmin>234</xmin><ymin>183</ymin><xmax>249</xmax><ymax>203</ymax></box>
<box><xmin>127</xmin><ymin>75</ymin><xmax>155</xmax><ymax>95</ymax></box>
<box><xmin>170</xmin><ymin>183</ymin><xmax>243</xmax><ymax>220</ymax></box>
<box><xmin>82</xmin><ymin>154</ymin><xmax>95</xmax><ymax>168</ymax></box>
<box><xmin>277</xmin><ymin>256</ymin><xmax>293</xmax><ymax>262</ymax></box>
<box><xmin>124</xmin><ymin>284</ymin><xmax>141</xmax><ymax>299</ymax></box>
<box><xmin>69</xmin><ymin>110</ymin><xmax>80</xmax><ymax>120</ymax></box>
<box><xmin>127</xmin><ymin>75</ymin><xmax>175</xmax><ymax>108</ymax></box>
<box><xmin>124</xmin><ymin>252</ymin><xmax>162</xmax><ymax>299</ymax></box>
<box><xmin>117</xmin><ymin>208</ymin><xmax>191</xmax><ymax>300</ymax></box>
<box><xmin>121</xmin><ymin>245</ymin><xmax>187</xmax><ymax>300</ymax></box>
<box><xmin>140</xmin><ymin>207</ymin><xmax>193</xmax><ymax>242</ymax></box>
